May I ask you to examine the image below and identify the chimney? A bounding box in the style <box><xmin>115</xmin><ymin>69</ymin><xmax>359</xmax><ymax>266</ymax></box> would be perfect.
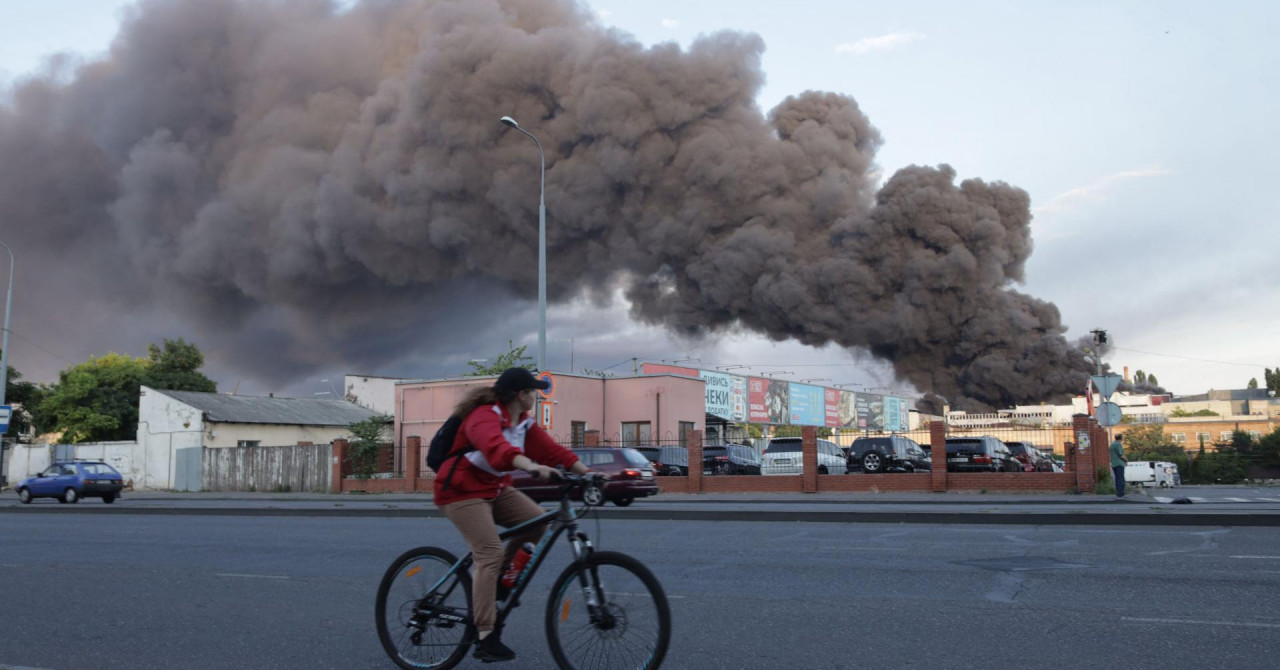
<box><xmin>1123</xmin><ymin>366</ymin><xmax>1130</xmax><ymax>383</ymax></box>
<box><xmin>269</xmin><ymin>392</ymin><xmax>274</xmax><ymax>398</ymax></box>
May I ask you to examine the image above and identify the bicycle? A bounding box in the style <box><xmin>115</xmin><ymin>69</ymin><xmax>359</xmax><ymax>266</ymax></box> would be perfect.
<box><xmin>375</xmin><ymin>471</ymin><xmax>671</xmax><ymax>670</ymax></box>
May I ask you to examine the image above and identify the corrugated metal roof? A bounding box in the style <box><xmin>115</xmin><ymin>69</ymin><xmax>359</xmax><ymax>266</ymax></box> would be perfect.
<box><xmin>147</xmin><ymin>388</ymin><xmax>381</xmax><ymax>426</ymax></box>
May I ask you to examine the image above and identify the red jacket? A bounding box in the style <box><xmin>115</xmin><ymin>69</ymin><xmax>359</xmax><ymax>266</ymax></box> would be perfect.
<box><xmin>432</xmin><ymin>403</ymin><xmax>580</xmax><ymax>506</ymax></box>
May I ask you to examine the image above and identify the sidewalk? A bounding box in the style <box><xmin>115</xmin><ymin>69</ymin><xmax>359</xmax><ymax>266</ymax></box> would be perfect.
<box><xmin>4</xmin><ymin>487</ymin><xmax>1280</xmax><ymax>526</ymax></box>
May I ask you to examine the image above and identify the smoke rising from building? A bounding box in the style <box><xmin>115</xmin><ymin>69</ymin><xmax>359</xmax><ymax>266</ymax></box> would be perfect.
<box><xmin>0</xmin><ymin>0</ymin><xmax>1093</xmax><ymax>410</ymax></box>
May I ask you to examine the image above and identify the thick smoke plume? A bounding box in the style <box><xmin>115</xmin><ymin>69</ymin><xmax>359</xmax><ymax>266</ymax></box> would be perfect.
<box><xmin>0</xmin><ymin>0</ymin><xmax>1093</xmax><ymax>410</ymax></box>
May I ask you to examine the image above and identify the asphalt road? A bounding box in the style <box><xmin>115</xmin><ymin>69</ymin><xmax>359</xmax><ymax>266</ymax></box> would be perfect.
<box><xmin>2</xmin><ymin>514</ymin><xmax>1279</xmax><ymax>670</ymax></box>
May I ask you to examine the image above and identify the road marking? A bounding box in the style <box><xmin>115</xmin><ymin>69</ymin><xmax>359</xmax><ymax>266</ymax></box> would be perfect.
<box><xmin>1228</xmin><ymin>556</ymin><xmax>1280</xmax><ymax>560</ymax></box>
<box><xmin>1190</xmin><ymin>497</ymin><xmax>1209</xmax><ymax>502</ymax></box>
<box><xmin>1225</xmin><ymin>497</ymin><xmax>1250</xmax><ymax>502</ymax></box>
<box><xmin>1257</xmin><ymin>497</ymin><xmax>1280</xmax><ymax>502</ymax></box>
<box><xmin>1152</xmin><ymin>497</ymin><xmax>1173</xmax><ymax>503</ymax></box>
<box><xmin>214</xmin><ymin>573</ymin><xmax>290</xmax><ymax>580</ymax></box>
<box><xmin>1123</xmin><ymin>617</ymin><xmax>1280</xmax><ymax>629</ymax></box>
<box><xmin>611</xmin><ymin>592</ymin><xmax>685</xmax><ymax>599</ymax></box>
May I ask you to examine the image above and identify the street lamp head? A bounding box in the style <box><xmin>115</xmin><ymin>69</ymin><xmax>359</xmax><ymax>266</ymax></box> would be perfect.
<box><xmin>500</xmin><ymin>116</ymin><xmax>519</xmax><ymax>129</ymax></box>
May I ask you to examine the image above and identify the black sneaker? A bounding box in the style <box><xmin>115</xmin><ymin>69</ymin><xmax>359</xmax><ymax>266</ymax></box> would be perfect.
<box><xmin>473</xmin><ymin>635</ymin><xmax>517</xmax><ymax>663</ymax></box>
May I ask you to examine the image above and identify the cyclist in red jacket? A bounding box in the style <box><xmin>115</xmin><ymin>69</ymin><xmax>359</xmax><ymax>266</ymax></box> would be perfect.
<box><xmin>434</xmin><ymin>367</ymin><xmax>593</xmax><ymax>663</ymax></box>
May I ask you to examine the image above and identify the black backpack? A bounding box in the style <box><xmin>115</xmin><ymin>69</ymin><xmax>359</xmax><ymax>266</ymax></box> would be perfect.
<box><xmin>425</xmin><ymin>415</ymin><xmax>475</xmax><ymax>491</ymax></box>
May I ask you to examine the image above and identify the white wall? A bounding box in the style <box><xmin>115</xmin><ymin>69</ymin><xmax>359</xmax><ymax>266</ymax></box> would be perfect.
<box><xmin>205</xmin><ymin>422</ymin><xmax>351</xmax><ymax>448</ymax></box>
<box><xmin>5</xmin><ymin>444</ymin><xmax>52</xmax><ymax>484</ymax></box>
<box><xmin>138</xmin><ymin>386</ymin><xmax>205</xmax><ymax>490</ymax></box>
<box><xmin>344</xmin><ymin>375</ymin><xmax>399</xmax><ymax>416</ymax></box>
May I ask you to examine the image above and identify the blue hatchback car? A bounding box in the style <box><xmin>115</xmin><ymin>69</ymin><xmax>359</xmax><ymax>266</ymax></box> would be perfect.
<box><xmin>17</xmin><ymin>461</ymin><xmax>125</xmax><ymax>504</ymax></box>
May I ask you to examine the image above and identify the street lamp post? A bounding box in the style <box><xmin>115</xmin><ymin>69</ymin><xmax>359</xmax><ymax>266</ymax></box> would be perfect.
<box><xmin>499</xmin><ymin>116</ymin><xmax>547</xmax><ymax>372</ymax></box>
<box><xmin>0</xmin><ymin>242</ymin><xmax>13</xmax><ymax>406</ymax></box>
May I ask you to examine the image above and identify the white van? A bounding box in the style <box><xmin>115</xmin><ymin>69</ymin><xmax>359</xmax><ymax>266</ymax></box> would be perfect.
<box><xmin>1125</xmin><ymin>461</ymin><xmax>1181</xmax><ymax>488</ymax></box>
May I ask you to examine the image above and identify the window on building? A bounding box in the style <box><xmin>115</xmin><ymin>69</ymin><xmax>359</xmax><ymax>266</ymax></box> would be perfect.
<box><xmin>237</xmin><ymin>440</ymin><xmax>261</xmax><ymax>448</ymax></box>
<box><xmin>620</xmin><ymin>421</ymin><xmax>652</xmax><ymax>447</ymax></box>
<box><xmin>1220</xmin><ymin>432</ymin><xmax>1233</xmax><ymax>441</ymax></box>
<box><xmin>1195</xmin><ymin>432</ymin><xmax>1211</xmax><ymax>445</ymax></box>
<box><xmin>1171</xmin><ymin>433</ymin><xmax>1186</xmax><ymax>443</ymax></box>
<box><xmin>1249</xmin><ymin>431</ymin><xmax>1263</xmax><ymax>438</ymax></box>
<box><xmin>571</xmin><ymin>421</ymin><xmax>587</xmax><ymax>447</ymax></box>
<box><xmin>679</xmin><ymin>421</ymin><xmax>695</xmax><ymax>446</ymax></box>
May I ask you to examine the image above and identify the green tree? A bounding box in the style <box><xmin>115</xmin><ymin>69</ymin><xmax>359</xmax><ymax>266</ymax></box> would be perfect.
<box><xmin>1257</xmin><ymin>427</ymin><xmax>1280</xmax><ymax>468</ymax></box>
<box><xmin>1147</xmin><ymin>374</ymin><xmax>1159</xmax><ymax>387</ymax></box>
<box><xmin>1248</xmin><ymin>377</ymin><xmax>1259</xmax><ymax>389</ymax></box>
<box><xmin>1120</xmin><ymin>423</ymin><xmax>1170</xmax><ymax>453</ymax></box>
<box><xmin>2</xmin><ymin>360</ymin><xmax>43</xmax><ymax>440</ymax></box>
<box><xmin>464</xmin><ymin>340</ymin><xmax>535</xmax><ymax>376</ymax></box>
<box><xmin>1169</xmin><ymin>407</ymin><xmax>1218</xmax><ymax>418</ymax></box>
<box><xmin>346</xmin><ymin>415</ymin><xmax>392</xmax><ymax>479</ymax></box>
<box><xmin>771</xmin><ymin>425</ymin><xmax>833</xmax><ymax>438</ymax></box>
<box><xmin>38</xmin><ymin>353</ymin><xmax>149</xmax><ymax>443</ymax></box>
<box><xmin>1134</xmin><ymin>370</ymin><xmax>1148</xmax><ymax>385</ymax></box>
<box><xmin>35</xmin><ymin>339</ymin><xmax>217</xmax><ymax>444</ymax></box>
<box><xmin>1266</xmin><ymin>368</ymin><xmax>1280</xmax><ymax>395</ymax></box>
<box><xmin>143</xmin><ymin>338</ymin><xmax>217</xmax><ymax>392</ymax></box>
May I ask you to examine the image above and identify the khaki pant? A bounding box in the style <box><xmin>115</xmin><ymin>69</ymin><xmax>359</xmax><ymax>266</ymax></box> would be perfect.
<box><xmin>441</xmin><ymin>488</ymin><xmax>547</xmax><ymax>632</ymax></box>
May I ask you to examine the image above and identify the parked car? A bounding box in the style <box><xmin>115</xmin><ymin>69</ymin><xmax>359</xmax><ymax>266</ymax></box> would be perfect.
<box><xmin>702</xmin><ymin>444</ymin><xmax>762</xmax><ymax>475</ymax></box>
<box><xmin>633</xmin><ymin>445</ymin><xmax>689</xmax><ymax>476</ymax></box>
<box><xmin>16</xmin><ymin>461</ymin><xmax>125</xmax><ymax>504</ymax></box>
<box><xmin>1004</xmin><ymin>441</ymin><xmax>1054</xmax><ymax>472</ymax></box>
<box><xmin>760</xmin><ymin>437</ymin><xmax>847</xmax><ymax>475</ymax></box>
<box><xmin>944</xmin><ymin>437</ymin><xmax>1015</xmax><ymax>473</ymax></box>
<box><xmin>512</xmin><ymin>447</ymin><xmax>658</xmax><ymax>506</ymax></box>
<box><xmin>847</xmin><ymin>436</ymin><xmax>932</xmax><ymax>474</ymax></box>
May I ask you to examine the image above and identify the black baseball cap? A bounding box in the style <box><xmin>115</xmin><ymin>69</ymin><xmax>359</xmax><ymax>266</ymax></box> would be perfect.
<box><xmin>494</xmin><ymin>367</ymin><xmax>550</xmax><ymax>394</ymax></box>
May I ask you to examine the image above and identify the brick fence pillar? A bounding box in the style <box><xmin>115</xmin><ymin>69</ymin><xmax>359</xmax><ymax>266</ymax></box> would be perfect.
<box><xmin>1071</xmin><ymin>415</ymin><xmax>1096</xmax><ymax>493</ymax></box>
<box><xmin>929</xmin><ymin>421</ymin><xmax>948</xmax><ymax>492</ymax></box>
<box><xmin>331</xmin><ymin>439</ymin><xmax>349</xmax><ymax>493</ymax></box>
<box><xmin>584</xmin><ymin>430</ymin><xmax>600</xmax><ymax>447</ymax></box>
<box><xmin>405</xmin><ymin>436</ymin><xmax>422</xmax><ymax>492</ymax></box>
<box><xmin>687</xmin><ymin>429</ymin><xmax>703</xmax><ymax>493</ymax></box>
<box><xmin>1092</xmin><ymin>423</ymin><xmax>1111</xmax><ymax>492</ymax></box>
<box><xmin>802</xmin><ymin>426</ymin><xmax>818</xmax><ymax>493</ymax></box>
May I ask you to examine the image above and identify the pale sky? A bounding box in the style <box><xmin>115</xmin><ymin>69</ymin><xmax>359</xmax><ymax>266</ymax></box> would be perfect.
<box><xmin>2</xmin><ymin>0</ymin><xmax>1277</xmax><ymax>399</ymax></box>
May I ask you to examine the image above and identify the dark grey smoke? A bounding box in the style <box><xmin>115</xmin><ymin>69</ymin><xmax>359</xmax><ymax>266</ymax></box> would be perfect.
<box><xmin>0</xmin><ymin>0</ymin><xmax>1093</xmax><ymax>409</ymax></box>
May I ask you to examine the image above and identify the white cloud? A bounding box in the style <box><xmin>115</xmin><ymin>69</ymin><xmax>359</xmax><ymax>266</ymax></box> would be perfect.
<box><xmin>661</xmin><ymin>18</ymin><xmax>680</xmax><ymax>29</ymax></box>
<box><xmin>1034</xmin><ymin>165</ymin><xmax>1173</xmax><ymax>215</ymax></box>
<box><xmin>834</xmin><ymin>31</ymin><xmax>925</xmax><ymax>55</ymax></box>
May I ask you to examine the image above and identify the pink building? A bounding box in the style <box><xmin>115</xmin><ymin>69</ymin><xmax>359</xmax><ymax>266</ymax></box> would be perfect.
<box><xmin>395</xmin><ymin>373</ymin><xmax>706</xmax><ymax>468</ymax></box>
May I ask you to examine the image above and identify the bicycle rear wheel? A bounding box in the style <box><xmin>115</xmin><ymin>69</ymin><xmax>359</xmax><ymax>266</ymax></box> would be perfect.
<box><xmin>545</xmin><ymin>550</ymin><xmax>671</xmax><ymax>670</ymax></box>
<box><xmin>375</xmin><ymin>546</ymin><xmax>474</xmax><ymax>670</ymax></box>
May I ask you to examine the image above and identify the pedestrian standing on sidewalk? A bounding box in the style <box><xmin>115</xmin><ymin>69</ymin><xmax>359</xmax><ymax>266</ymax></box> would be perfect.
<box><xmin>433</xmin><ymin>367</ymin><xmax>596</xmax><ymax>663</ymax></box>
<box><xmin>1110</xmin><ymin>433</ymin><xmax>1128</xmax><ymax>500</ymax></box>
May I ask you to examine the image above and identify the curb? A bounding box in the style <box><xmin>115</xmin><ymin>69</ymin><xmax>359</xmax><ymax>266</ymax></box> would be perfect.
<box><xmin>3</xmin><ymin>505</ymin><xmax>1279</xmax><ymax>527</ymax></box>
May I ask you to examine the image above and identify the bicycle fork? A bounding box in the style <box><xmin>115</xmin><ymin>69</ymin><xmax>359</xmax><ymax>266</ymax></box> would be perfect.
<box><xmin>567</xmin><ymin>530</ymin><xmax>617</xmax><ymax>629</ymax></box>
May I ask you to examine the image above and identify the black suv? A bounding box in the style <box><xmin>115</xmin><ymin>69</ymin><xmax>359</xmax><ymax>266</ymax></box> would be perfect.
<box><xmin>633</xmin><ymin>445</ymin><xmax>690</xmax><ymax>476</ymax></box>
<box><xmin>702</xmin><ymin>444</ymin><xmax>762</xmax><ymax>475</ymax></box>
<box><xmin>945</xmin><ymin>437</ymin><xmax>1016</xmax><ymax>473</ymax></box>
<box><xmin>847</xmin><ymin>436</ymin><xmax>932</xmax><ymax>474</ymax></box>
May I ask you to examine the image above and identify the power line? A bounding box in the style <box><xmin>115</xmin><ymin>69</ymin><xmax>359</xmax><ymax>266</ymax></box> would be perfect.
<box><xmin>1111</xmin><ymin>346</ymin><xmax>1269</xmax><ymax>369</ymax></box>
<box><xmin>5</xmin><ymin>329</ymin><xmax>75</xmax><ymax>365</ymax></box>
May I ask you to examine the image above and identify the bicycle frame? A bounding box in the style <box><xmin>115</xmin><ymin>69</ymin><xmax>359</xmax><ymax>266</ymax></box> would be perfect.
<box><xmin>415</xmin><ymin>490</ymin><xmax>595</xmax><ymax>634</ymax></box>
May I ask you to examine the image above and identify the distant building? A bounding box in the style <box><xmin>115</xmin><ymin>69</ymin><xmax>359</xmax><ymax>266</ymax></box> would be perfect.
<box><xmin>343</xmin><ymin>374</ymin><xmax>402</xmax><ymax>416</ymax></box>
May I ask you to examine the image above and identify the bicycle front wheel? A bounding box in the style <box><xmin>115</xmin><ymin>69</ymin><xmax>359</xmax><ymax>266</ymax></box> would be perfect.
<box><xmin>545</xmin><ymin>550</ymin><xmax>671</xmax><ymax>670</ymax></box>
<box><xmin>375</xmin><ymin>546</ymin><xmax>474</xmax><ymax>670</ymax></box>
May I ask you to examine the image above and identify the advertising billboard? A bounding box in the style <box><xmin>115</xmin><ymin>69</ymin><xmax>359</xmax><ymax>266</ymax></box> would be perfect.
<box><xmin>701</xmin><ymin>370</ymin><xmax>747</xmax><ymax>422</ymax></box>
<box><xmin>788</xmin><ymin>383</ymin><xmax>825</xmax><ymax>426</ymax></box>
<box><xmin>824</xmin><ymin>388</ymin><xmax>841</xmax><ymax>427</ymax></box>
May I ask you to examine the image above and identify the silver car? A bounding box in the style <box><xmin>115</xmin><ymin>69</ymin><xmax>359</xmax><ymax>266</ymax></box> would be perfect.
<box><xmin>760</xmin><ymin>438</ymin><xmax>847</xmax><ymax>475</ymax></box>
